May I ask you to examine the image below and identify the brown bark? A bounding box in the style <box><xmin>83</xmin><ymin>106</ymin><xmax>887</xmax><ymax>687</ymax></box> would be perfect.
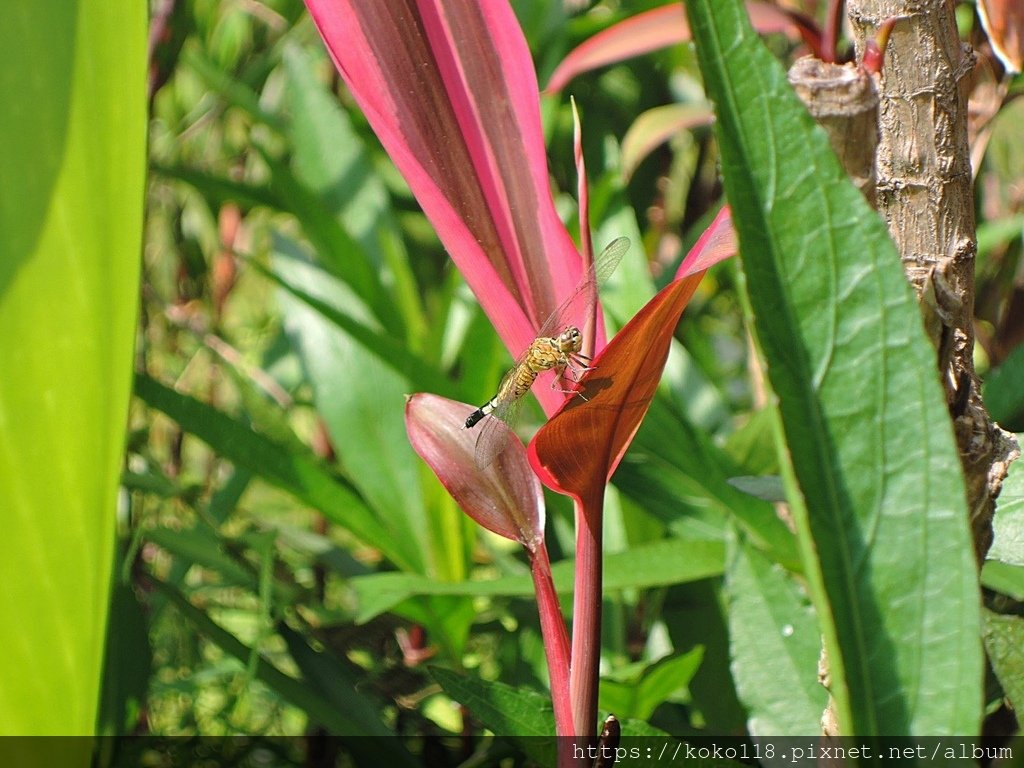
<box><xmin>843</xmin><ymin>0</ymin><xmax>1018</xmax><ymax>562</ymax></box>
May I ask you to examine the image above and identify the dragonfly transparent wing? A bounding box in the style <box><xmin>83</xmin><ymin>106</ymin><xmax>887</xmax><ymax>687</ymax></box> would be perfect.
<box><xmin>534</xmin><ymin>236</ymin><xmax>630</xmax><ymax>341</ymax></box>
<box><xmin>473</xmin><ymin>385</ymin><xmax>527</xmax><ymax>470</ymax></box>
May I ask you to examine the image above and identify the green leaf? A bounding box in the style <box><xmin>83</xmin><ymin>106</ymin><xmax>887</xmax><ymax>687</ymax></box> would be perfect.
<box><xmin>263</xmin><ymin>152</ymin><xmax>383</xmax><ymax>305</ymax></box>
<box><xmin>980</xmin><ymin>560</ymin><xmax>1024</xmax><ymax>601</ymax></box>
<box><xmin>134</xmin><ymin>373</ymin><xmax>420</xmax><ymax>571</ymax></box>
<box><xmin>620</xmin><ymin>399</ymin><xmax>800</xmax><ymax>571</ymax></box>
<box><xmin>151</xmin><ymin>578</ymin><xmax>405</xmax><ymax>744</ymax></box>
<box><xmin>989</xmin><ymin>457</ymin><xmax>1024</xmax><ymax>567</ymax></box>
<box><xmin>252</xmin><ymin>254</ymin><xmax>457</xmax><ymax>398</ymax></box>
<box><xmin>430</xmin><ymin>667</ymin><xmax>556</xmax><ymax>763</ymax></box>
<box><xmin>722</xmin><ymin>406</ymin><xmax>780</xmax><ymax>476</ymax></box>
<box><xmin>144</xmin><ymin>524</ymin><xmax>301</xmax><ymax>607</ymax></box>
<box><xmin>432</xmin><ymin>672</ymin><xmax>746</xmax><ymax>766</ymax></box>
<box><xmin>727</xmin><ymin>475</ymin><xmax>785</xmax><ymax>503</ymax></box>
<box><xmin>388</xmin><ymin>595</ymin><xmax>478</xmax><ymax>662</ymax></box>
<box><xmin>684</xmin><ymin>0</ymin><xmax>982</xmax><ymax>735</ymax></box>
<box><xmin>180</xmin><ymin>46</ymin><xmax>285</xmax><ymax>131</ymax></box>
<box><xmin>151</xmin><ymin>162</ymin><xmax>282</xmax><ymax>212</ymax></box>
<box><xmin>0</xmin><ymin>0</ymin><xmax>145</xmax><ymax>736</ymax></box>
<box><xmin>278</xmin><ymin>624</ymin><xmax>418</xmax><ymax>766</ymax></box>
<box><xmin>352</xmin><ymin>537</ymin><xmax>725</xmax><ymax>622</ymax></box>
<box><xmin>984</xmin><ymin>343</ymin><xmax>1024</xmax><ymax>431</ymax></box>
<box><xmin>271</xmin><ymin>235</ymin><xmax>448</xmax><ymax>578</ymax></box>
<box><xmin>97</xmin><ymin>577</ymin><xmax>151</xmax><ymax>735</ymax></box>
<box><xmin>282</xmin><ymin>44</ymin><xmax>423</xmax><ymax>338</ymax></box>
<box><xmin>146</xmin><ymin>525</ymin><xmax>258</xmax><ymax>590</ymax></box>
<box><xmin>725</xmin><ymin>530</ymin><xmax>824</xmax><ymax>735</ymax></box>
<box><xmin>599</xmin><ymin>649</ymin><xmax>704</xmax><ymax>721</ymax></box>
<box><xmin>982</xmin><ymin>610</ymin><xmax>1024</xmax><ymax>712</ymax></box>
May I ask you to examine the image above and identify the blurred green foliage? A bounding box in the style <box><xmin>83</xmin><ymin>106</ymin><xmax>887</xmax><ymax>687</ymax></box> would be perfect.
<box><xmin>111</xmin><ymin>0</ymin><xmax>1024</xmax><ymax>761</ymax></box>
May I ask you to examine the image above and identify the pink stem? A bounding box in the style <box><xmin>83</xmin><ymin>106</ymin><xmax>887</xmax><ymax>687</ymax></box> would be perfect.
<box><xmin>573</xmin><ymin>98</ymin><xmax>593</xmax><ymax>269</ymax></box>
<box><xmin>531</xmin><ymin>540</ymin><xmax>573</xmax><ymax>738</ymax></box>
<box><xmin>569</xmin><ymin>488</ymin><xmax>605</xmax><ymax>741</ymax></box>
<box><xmin>823</xmin><ymin>0</ymin><xmax>843</xmax><ymax>63</ymax></box>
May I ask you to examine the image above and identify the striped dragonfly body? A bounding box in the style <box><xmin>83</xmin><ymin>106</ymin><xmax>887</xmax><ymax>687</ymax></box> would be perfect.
<box><xmin>464</xmin><ymin>238</ymin><xmax>629</xmax><ymax>469</ymax></box>
<box><xmin>463</xmin><ymin>327</ymin><xmax>588</xmax><ymax>429</ymax></box>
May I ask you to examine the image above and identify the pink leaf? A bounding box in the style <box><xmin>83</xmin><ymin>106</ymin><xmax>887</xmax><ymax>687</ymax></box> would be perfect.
<box><xmin>405</xmin><ymin>393</ymin><xmax>544</xmax><ymax>550</ymax></box>
<box><xmin>676</xmin><ymin>205</ymin><xmax>737</xmax><ymax>278</ymax></box>
<box><xmin>305</xmin><ymin>0</ymin><xmax>589</xmax><ymax>413</ymax></box>
<box><xmin>621</xmin><ymin>103</ymin><xmax>716</xmax><ymax>181</ymax></box>
<box><xmin>544</xmin><ymin>3</ymin><xmax>817</xmax><ymax>94</ymax></box>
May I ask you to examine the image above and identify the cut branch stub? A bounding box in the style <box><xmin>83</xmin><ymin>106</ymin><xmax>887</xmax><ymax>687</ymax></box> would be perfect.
<box><xmin>788</xmin><ymin>56</ymin><xmax>879</xmax><ymax>206</ymax></box>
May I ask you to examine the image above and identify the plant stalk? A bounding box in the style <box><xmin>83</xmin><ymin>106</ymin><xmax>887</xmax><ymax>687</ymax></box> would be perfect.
<box><xmin>530</xmin><ymin>540</ymin><xmax>573</xmax><ymax>738</ymax></box>
<box><xmin>569</xmin><ymin>490</ymin><xmax>604</xmax><ymax>741</ymax></box>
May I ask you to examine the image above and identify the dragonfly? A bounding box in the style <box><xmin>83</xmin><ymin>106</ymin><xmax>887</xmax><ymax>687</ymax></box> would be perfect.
<box><xmin>464</xmin><ymin>236</ymin><xmax>630</xmax><ymax>470</ymax></box>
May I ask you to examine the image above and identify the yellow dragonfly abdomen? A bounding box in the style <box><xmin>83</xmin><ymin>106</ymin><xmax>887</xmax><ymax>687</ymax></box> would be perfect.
<box><xmin>463</xmin><ymin>326</ymin><xmax>587</xmax><ymax>431</ymax></box>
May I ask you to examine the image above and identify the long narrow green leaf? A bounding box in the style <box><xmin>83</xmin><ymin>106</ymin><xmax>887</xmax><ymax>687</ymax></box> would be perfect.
<box><xmin>621</xmin><ymin>398</ymin><xmax>800</xmax><ymax>570</ymax></box>
<box><xmin>278</xmin><ymin>625</ymin><xmax>418</xmax><ymax>766</ymax></box>
<box><xmin>251</xmin><ymin>255</ymin><xmax>458</xmax><ymax>398</ymax></box>
<box><xmin>151</xmin><ymin>163</ymin><xmax>283</xmax><ymax>212</ymax></box>
<box><xmin>181</xmin><ymin>46</ymin><xmax>286</xmax><ymax>132</ymax></box>
<box><xmin>352</xmin><ymin>537</ymin><xmax>724</xmax><ymax>622</ymax></box>
<box><xmin>134</xmin><ymin>374</ymin><xmax>420</xmax><ymax>572</ymax></box>
<box><xmin>725</xmin><ymin>530</ymin><xmax>824</xmax><ymax>735</ymax></box>
<box><xmin>262</xmin><ymin>153</ymin><xmax>389</xmax><ymax>320</ymax></box>
<box><xmin>0</xmin><ymin>0</ymin><xmax>145</xmax><ymax>736</ymax></box>
<box><xmin>683</xmin><ymin>0</ymin><xmax>981</xmax><ymax>735</ymax></box>
<box><xmin>282</xmin><ymin>44</ymin><xmax>422</xmax><ymax>338</ymax></box>
<box><xmin>271</xmin><ymin>235</ymin><xmax>447</xmax><ymax>579</ymax></box>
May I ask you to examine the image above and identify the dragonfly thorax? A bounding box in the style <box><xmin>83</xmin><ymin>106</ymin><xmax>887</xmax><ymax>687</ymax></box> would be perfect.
<box><xmin>524</xmin><ymin>326</ymin><xmax>582</xmax><ymax>374</ymax></box>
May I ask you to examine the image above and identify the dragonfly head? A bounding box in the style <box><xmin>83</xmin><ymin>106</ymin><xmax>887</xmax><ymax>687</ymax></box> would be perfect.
<box><xmin>556</xmin><ymin>326</ymin><xmax>583</xmax><ymax>354</ymax></box>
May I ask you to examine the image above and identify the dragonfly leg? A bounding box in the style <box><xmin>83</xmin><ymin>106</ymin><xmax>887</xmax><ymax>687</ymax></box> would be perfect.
<box><xmin>565</xmin><ymin>355</ymin><xmax>597</xmax><ymax>381</ymax></box>
<box><xmin>551</xmin><ymin>367</ymin><xmax>591</xmax><ymax>401</ymax></box>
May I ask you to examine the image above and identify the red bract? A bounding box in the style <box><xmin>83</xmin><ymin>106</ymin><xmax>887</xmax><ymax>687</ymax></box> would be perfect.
<box><xmin>526</xmin><ymin>207</ymin><xmax>735</xmax><ymax>737</ymax></box>
<box><xmin>529</xmin><ymin>207</ymin><xmax>736</xmax><ymax>497</ymax></box>
<box><xmin>305</xmin><ymin>0</ymin><xmax>596</xmax><ymax>415</ymax></box>
<box><xmin>528</xmin><ymin>275</ymin><xmax>704</xmax><ymax>496</ymax></box>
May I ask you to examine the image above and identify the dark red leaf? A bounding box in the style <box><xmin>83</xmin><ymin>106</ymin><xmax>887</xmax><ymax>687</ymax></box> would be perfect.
<box><xmin>979</xmin><ymin>0</ymin><xmax>1024</xmax><ymax>73</ymax></box>
<box><xmin>527</xmin><ymin>273</ymin><xmax>705</xmax><ymax>499</ymax></box>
